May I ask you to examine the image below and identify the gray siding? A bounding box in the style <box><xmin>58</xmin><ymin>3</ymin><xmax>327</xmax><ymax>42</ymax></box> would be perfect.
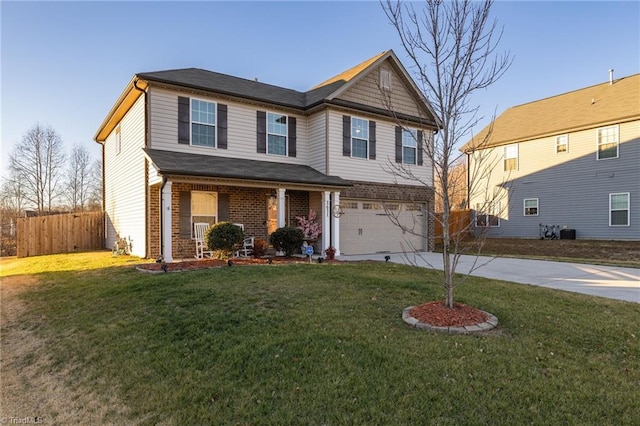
<box><xmin>470</xmin><ymin>120</ymin><xmax>640</xmax><ymax>239</ymax></box>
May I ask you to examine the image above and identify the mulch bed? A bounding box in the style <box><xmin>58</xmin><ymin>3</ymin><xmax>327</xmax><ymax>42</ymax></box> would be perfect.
<box><xmin>137</xmin><ymin>256</ymin><xmax>340</xmax><ymax>272</ymax></box>
<box><xmin>409</xmin><ymin>301</ymin><xmax>489</xmax><ymax>327</ymax></box>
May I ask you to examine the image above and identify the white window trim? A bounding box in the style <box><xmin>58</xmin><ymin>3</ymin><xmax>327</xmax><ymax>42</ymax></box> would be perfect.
<box><xmin>402</xmin><ymin>128</ymin><xmax>417</xmax><ymax>165</ymax></box>
<box><xmin>596</xmin><ymin>125</ymin><xmax>619</xmax><ymax>160</ymax></box>
<box><xmin>523</xmin><ymin>198</ymin><xmax>539</xmax><ymax>216</ymax></box>
<box><xmin>351</xmin><ymin>117</ymin><xmax>369</xmax><ymax>160</ymax></box>
<box><xmin>476</xmin><ymin>202</ymin><xmax>501</xmax><ymax>227</ymax></box>
<box><xmin>504</xmin><ymin>144</ymin><xmax>518</xmax><ymax>171</ymax></box>
<box><xmin>556</xmin><ymin>134</ymin><xmax>568</xmax><ymax>154</ymax></box>
<box><xmin>266</xmin><ymin>111</ymin><xmax>288</xmax><ymax>156</ymax></box>
<box><xmin>190</xmin><ymin>98</ymin><xmax>217</xmax><ymax>148</ymax></box>
<box><xmin>609</xmin><ymin>192</ymin><xmax>630</xmax><ymax>227</ymax></box>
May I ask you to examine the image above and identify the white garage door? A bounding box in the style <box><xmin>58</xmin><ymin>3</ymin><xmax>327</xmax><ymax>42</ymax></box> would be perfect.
<box><xmin>340</xmin><ymin>199</ymin><xmax>427</xmax><ymax>255</ymax></box>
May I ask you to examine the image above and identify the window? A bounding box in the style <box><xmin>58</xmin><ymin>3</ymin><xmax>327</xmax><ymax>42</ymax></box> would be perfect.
<box><xmin>385</xmin><ymin>203</ymin><xmax>400</xmax><ymax>211</ymax></box>
<box><xmin>598</xmin><ymin>125</ymin><xmax>619</xmax><ymax>159</ymax></box>
<box><xmin>524</xmin><ymin>198</ymin><xmax>539</xmax><ymax>216</ymax></box>
<box><xmin>362</xmin><ymin>202</ymin><xmax>381</xmax><ymax>210</ymax></box>
<box><xmin>402</xmin><ymin>129</ymin><xmax>417</xmax><ymax>164</ymax></box>
<box><xmin>342</xmin><ymin>201</ymin><xmax>358</xmax><ymax>209</ymax></box>
<box><xmin>267</xmin><ymin>112</ymin><xmax>287</xmax><ymax>156</ymax></box>
<box><xmin>115</xmin><ymin>126</ymin><xmax>121</xmax><ymax>155</ymax></box>
<box><xmin>504</xmin><ymin>144</ymin><xmax>518</xmax><ymax>171</ymax></box>
<box><xmin>191</xmin><ymin>99</ymin><xmax>216</xmax><ymax>147</ymax></box>
<box><xmin>351</xmin><ymin>117</ymin><xmax>369</xmax><ymax>159</ymax></box>
<box><xmin>556</xmin><ymin>135</ymin><xmax>568</xmax><ymax>153</ymax></box>
<box><xmin>380</xmin><ymin>69</ymin><xmax>391</xmax><ymax>91</ymax></box>
<box><xmin>476</xmin><ymin>202</ymin><xmax>500</xmax><ymax>227</ymax></box>
<box><xmin>191</xmin><ymin>191</ymin><xmax>217</xmax><ymax>236</ymax></box>
<box><xmin>609</xmin><ymin>193</ymin><xmax>629</xmax><ymax>226</ymax></box>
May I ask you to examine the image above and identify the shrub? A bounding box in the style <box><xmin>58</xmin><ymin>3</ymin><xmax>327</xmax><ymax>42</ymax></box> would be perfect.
<box><xmin>270</xmin><ymin>227</ymin><xmax>304</xmax><ymax>257</ymax></box>
<box><xmin>252</xmin><ymin>238</ymin><xmax>268</xmax><ymax>258</ymax></box>
<box><xmin>206</xmin><ymin>222</ymin><xmax>244</xmax><ymax>257</ymax></box>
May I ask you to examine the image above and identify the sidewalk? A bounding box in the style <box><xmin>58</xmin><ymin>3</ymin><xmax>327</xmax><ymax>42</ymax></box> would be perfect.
<box><xmin>338</xmin><ymin>251</ymin><xmax>640</xmax><ymax>304</ymax></box>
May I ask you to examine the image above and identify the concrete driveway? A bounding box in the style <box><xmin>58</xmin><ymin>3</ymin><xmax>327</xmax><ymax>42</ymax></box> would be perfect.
<box><xmin>338</xmin><ymin>251</ymin><xmax>640</xmax><ymax>304</ymax></box>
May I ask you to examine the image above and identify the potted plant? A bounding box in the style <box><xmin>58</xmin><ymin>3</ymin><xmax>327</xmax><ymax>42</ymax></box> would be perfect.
<box><xmin>324</xmin><ymin>246</ymin><xmax>336</xmax><ymax>261</ymax></box>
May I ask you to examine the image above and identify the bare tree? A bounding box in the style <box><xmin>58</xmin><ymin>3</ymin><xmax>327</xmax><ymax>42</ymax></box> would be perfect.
<box><xmin>9</xmin><ymin>124</ymin><xmax>66</xmax><ymax>214</ymax></box>
<box><xmin>64</xmin><ymin>144</ymin><xmax>93</xmax><ymax>211</ymax></box>
<box><xmin>382</xmin><ymin>0</ymin><xmax>511</xmax><ymax>308</ymax></box>
<box><xmin>87</xmin><ymin>159</ymin><xmax>103</xmax><ymax>211</ymax></box>
<box><xmin>0</xmin><ymin>174</ymin><xmax>27</xmax><ymax>256</ymax></box>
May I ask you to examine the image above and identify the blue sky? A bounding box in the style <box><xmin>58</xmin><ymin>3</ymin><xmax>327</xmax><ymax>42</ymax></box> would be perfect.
<box><xmin>2</xmin><ymin>1</ymin><xmax>639</xmax><ymax>176</ymax></box>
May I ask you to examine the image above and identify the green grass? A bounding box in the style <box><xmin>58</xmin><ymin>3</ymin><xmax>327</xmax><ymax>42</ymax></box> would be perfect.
<box><xmin>3</xmin><ymin>252</ymin><xmax>639</xmax><ymax>424</ymax></box>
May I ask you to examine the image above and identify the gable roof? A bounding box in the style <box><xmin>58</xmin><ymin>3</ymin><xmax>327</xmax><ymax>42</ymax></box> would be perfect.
<box><xmin>462</xmin><ymin>73</ymin><xmax>640</xmax><ymax>152</ymax></box>
<box><xmin>95</xmin><ymin>50</ymin><xmax>438</xmax><ymax>142</ymax></box>
<box><xmin>143</xmin><ymin>148</ymin><xmax>351</xmax><ymax>188</ymax></box>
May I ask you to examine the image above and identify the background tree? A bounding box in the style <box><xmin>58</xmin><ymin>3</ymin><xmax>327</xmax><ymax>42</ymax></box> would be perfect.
<box><xmin>9</xmin><ymin>123</ymin><xmax>66</xmax><ymax>214</ymax></box>
<box><xmin>382</xmin><ymin>0</ymin><xmax>511</xmax><ymax>308</ymax></box>
<box><xmin>0</xmin><ymin>174</ymin><xmax>27</xmax><ymax>256</ymax></box>
<box><xmin>87</xmin><ymin>159</ymin><xmax>103</xmax><ymax>211</ymax></box>
<box><xmin>64</xmin><ymin>144</ymin><xmax>93</xmax><ymax>211</ymax></box>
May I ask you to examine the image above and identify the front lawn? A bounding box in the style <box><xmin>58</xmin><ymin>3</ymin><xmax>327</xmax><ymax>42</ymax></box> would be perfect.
<box><xmin>1</xmin><ymin>252</ymin><xmax>638</xmax><ymax>424</ymax></box>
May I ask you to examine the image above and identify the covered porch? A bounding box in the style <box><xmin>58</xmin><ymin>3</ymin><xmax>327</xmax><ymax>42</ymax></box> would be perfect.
<box><xmin>144</xmin><ymin>149</ymin><xmax>350</xmax><ymax>262</ymax></box>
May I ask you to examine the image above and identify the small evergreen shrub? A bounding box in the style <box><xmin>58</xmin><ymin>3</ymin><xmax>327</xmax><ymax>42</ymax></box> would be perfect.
<box><xmin>270</xmin><ymin>227</ymin><xmax>304</xmax><ymax>257</ymax></box>
<box><xmin>206</xmin><ymin>222</ymin><xmax>244</xmax><ymax>257</ymax></box>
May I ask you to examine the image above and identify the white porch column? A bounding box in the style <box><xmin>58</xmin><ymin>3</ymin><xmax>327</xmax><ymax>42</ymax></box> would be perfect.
<box><xmin>321</xmin><ymin>191</ymin><xmax>331</xmax><ymax>254</ymax></box>
<box><xmin>162</xmin><ymin>180</ymin><xmax>173</xmax><ymax>262</ymax></box>
<box><xmin>332</xmin><ymin>192</ymin><xmax>341</xmax><ymax>256</ymax></box>
<box><xmin>277</xmin><ymin>188</ymin><xmax>286</xmax><ymax>228</ymax></box>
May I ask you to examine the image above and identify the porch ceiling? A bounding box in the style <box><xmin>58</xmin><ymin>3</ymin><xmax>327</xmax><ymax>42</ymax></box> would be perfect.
<box><xmin>143</xmin><ymin>148</ymin><xmax>351</xmax><ymax>188</ymax></box>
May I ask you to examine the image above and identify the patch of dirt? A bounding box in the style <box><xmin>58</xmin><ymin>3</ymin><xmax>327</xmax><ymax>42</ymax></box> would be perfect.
<box><xmin>0</xmin><ymin>275</ymin><xmax>130</xmax><ymax>424</ymax></box>
<box><xmin>410</xmin><ymin>301</ymin><xmax>488</xmax><ymax>327</ymax></box>
<box><xmin>438</xmin><ymin>238</ymin><xmax>640</xmax><ymax>265</ymax></box>
<box><xmin>137</xmin><ymin>256</ymin><xmax>341</xmax><ymax>272</ymax></box>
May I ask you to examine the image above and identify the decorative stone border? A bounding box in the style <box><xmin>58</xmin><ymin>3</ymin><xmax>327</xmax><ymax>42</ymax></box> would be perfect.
<box><xmin>402</xmin><ymin>306</ymin><xmax>498</xmax><ymax>335</ymax></box>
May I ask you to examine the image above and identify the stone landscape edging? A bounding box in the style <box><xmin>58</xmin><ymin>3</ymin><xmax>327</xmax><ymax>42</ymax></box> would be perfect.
<box><xmin>402</xmin><ymin>306</ymin><xmax>499</xmax><ymax>334</ymax></box>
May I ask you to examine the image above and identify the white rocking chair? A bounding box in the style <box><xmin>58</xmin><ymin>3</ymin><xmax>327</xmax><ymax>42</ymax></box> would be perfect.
<box><xmin>235</xmin><ymin>237</ymin><xmax>254</xmax><ymax>257</ymax></box>
<box><xmin>193</xmin><ymin>222</ymin><xmax>213</xmax><ymax>259</ymax></box>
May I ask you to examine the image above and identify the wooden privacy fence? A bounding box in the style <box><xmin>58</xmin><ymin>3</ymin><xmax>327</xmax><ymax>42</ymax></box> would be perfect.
<box><xmin>17</xmin><ymin>211</ymin><xmax>104</xmax><ymax>258</ymax></box>
<box><xmin>434</xmin><ymin>209</ymin><xmax>472</xmax><ymax>243</ymax></box>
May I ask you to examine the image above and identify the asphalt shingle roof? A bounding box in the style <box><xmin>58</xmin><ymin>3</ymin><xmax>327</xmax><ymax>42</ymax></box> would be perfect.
<box><xmin>143</xmin><ymin>148</ymin><xmax>351</xmax><ymax>187</ymax></box>
<box><xmin>463</xmin><ymin>73</ymin><xmax>640</xmax><ymax>152</ymax></box>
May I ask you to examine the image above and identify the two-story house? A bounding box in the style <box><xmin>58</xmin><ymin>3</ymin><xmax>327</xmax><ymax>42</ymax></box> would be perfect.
<box><xmin>462</xmin><ymin>73</ymin><xmax>640</xmax><ymax>240</ymax></box>
<box><xmin>94</xmin><ymin>50</ymin><xmax>439</xmax><ymax>261</ymax></box>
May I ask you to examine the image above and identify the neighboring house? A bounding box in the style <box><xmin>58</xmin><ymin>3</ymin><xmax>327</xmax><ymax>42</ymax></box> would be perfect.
<box><xmin>94</xmin><ymin>50</ymin><xmax>439</xmax><ymax>261</ymax></box>
<box><xmin>462</xmin><ymin>73</ymin><xmax>640</xmax><ymax>240</ymax></box>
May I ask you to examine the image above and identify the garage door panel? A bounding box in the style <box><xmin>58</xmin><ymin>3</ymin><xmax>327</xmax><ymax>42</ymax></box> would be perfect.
<box><xmin>340</xmin><ymin>199</ymin><xmax>426</xmax><ymax>255</ymax></box>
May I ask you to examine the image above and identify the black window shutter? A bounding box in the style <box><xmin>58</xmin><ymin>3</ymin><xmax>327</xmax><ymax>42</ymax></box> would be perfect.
<box><xmin>217</xmin><ymin>104</ymin><xmax>228</xmax><ymax>149</ymax></box>
<box><xmin>288</xmin><ymin>117</ymin><xmax>297</xmax><ymax>157</ymax></box>
<box><xmin>178</xmin><ymin>97</ymin><xmax>190</xmax><ymax>145</ymax></box>
<box><xmin>218</xmin><ymin>193</ymin><xmax>230</xmax><ymax>222</ymax></box>
<box><xmin>179</xmin><ymin>191</ymin><xmax>191</xmax><ymax>238</ymax></box>
<box><xmin>395</xmin><ymin>126</ymin><xmax>403</xmax><ymax>163</ymax></box>
<box><xmin>417</xmin><ymin>130</ymin><xmax>424</xmax><ymax>166</ymax></box>
<box><xmin>369</xmin><ymin>120</ymin><xmax>376</xmax><ymax>160</ymax></box>
<box><xmin>257</xmin><ymin>111</ymin><xmax>266</xmax><ymax>153</ymax></box>
<box><xmin>342</xmin><ymin>115</ymin><xmax>351</xmax><ymax>156</ymax></box>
